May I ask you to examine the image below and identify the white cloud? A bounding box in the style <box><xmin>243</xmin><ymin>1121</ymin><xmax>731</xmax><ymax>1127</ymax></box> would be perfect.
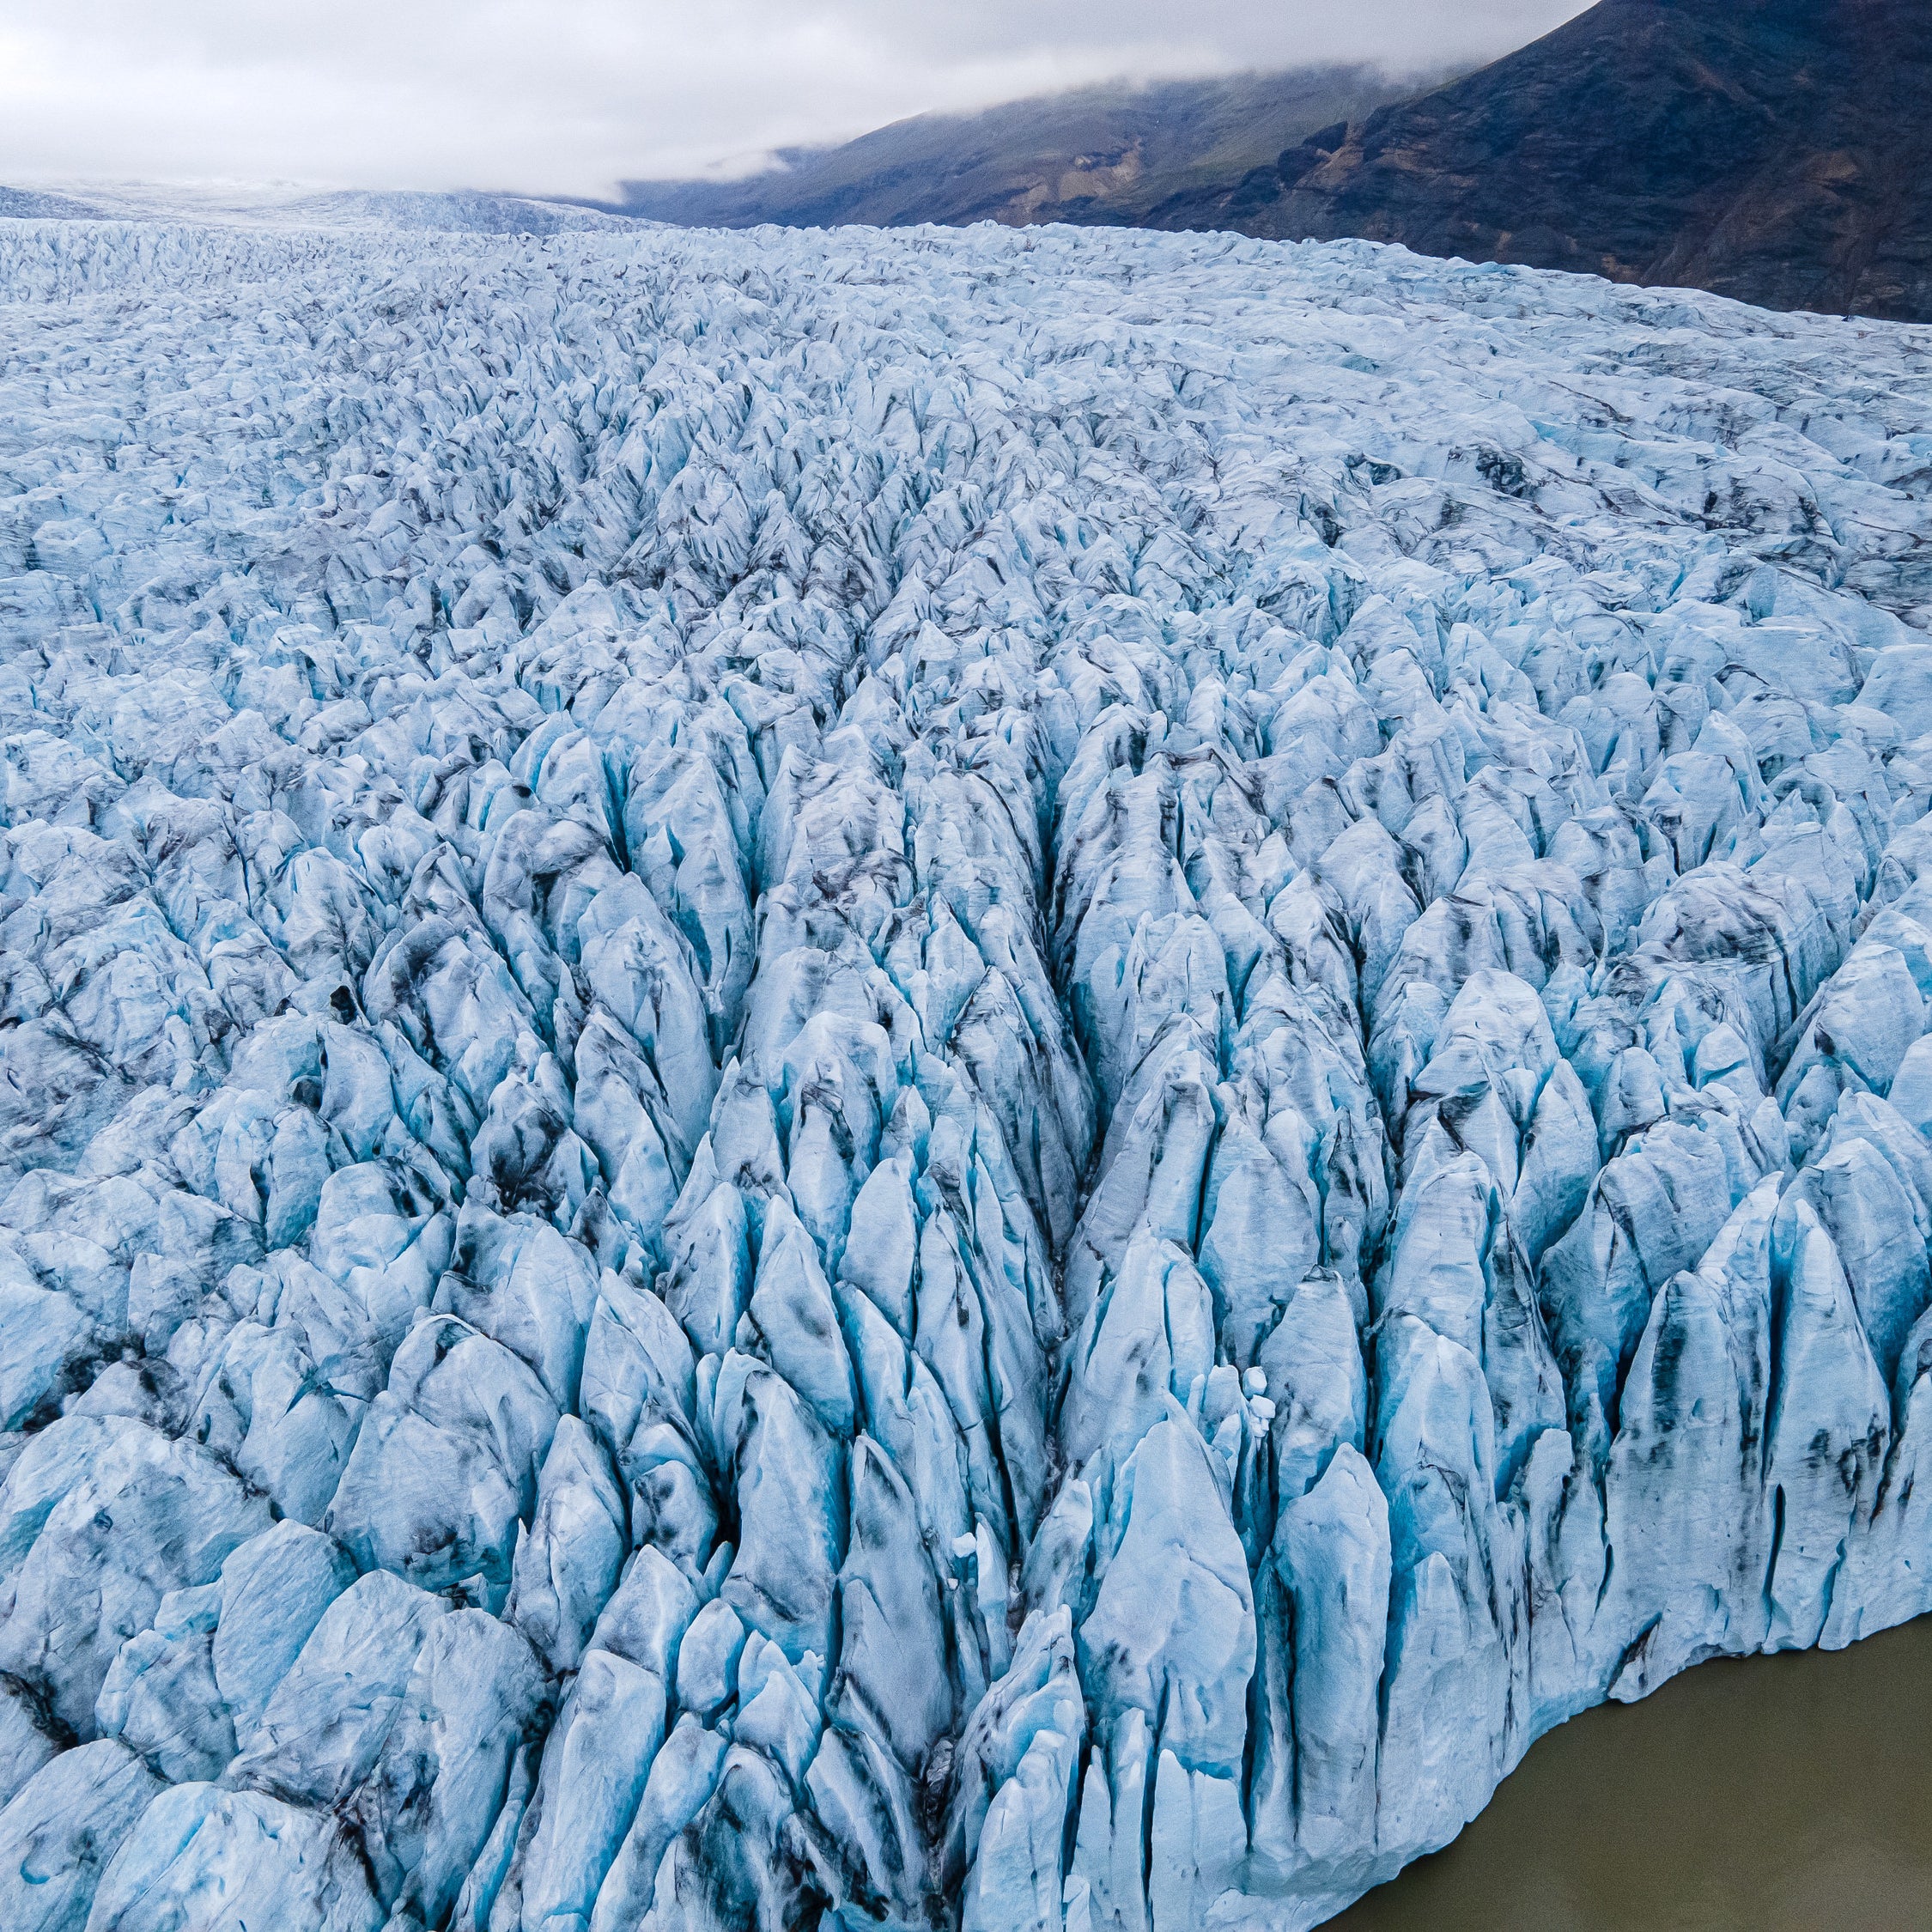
<box><xmin>0</xmin><ymin>0</ymin><xmax>1590</xmax><ymax>200</ymax></box>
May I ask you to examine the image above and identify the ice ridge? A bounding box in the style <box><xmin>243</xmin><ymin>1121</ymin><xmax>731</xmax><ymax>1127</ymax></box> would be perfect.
<box><xmin>0</xmin><ymin>214</ymin><xmax>1927</xmax><ymax>1930</ymax></box>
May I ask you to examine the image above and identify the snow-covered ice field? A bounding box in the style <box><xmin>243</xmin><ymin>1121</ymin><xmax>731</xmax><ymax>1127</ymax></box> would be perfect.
<box><xmin>0</xmin><ymin>213</ymin><xmax>1929</xmax><ymax>1931</ymax></box>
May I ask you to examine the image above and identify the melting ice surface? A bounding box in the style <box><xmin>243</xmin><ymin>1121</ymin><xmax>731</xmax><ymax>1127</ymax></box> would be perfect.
<box><xmin>0</xmin><ymin>212</ymin><xmax>1926</xmax><ymax>1932</ymax></box>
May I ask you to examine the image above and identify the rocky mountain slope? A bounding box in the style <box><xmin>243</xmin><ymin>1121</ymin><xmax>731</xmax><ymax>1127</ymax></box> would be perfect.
<box><xmin>1233</xmin><ymin>0</ymin><xmax>1932</xmax><ymax>322</ymax></box>
<box><xmin>611</xmin><ymin>67</ymin><xmax>1418</xmax><ymax>231</ymax></box>
<box><xmin>611</xmin><ymin>0</ymin><xmax>1931</xmax><ymax>325</ymax></box>
<box><xmin>0</xmin><ymin>214</ymin><xmax>1928</xmax><ymax>1932</ymax></box>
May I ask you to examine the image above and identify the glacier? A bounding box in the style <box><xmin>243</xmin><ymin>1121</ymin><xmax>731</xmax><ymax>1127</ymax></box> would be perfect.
<box><xmin>0</xmin><ymin>210</ymin><xmax>1927</xmax><ymax>1931</ymax></box>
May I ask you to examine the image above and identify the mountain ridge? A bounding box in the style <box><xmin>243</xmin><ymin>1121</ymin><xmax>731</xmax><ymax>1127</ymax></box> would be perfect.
<box><xmin>609</xmin><ymin>66</ymin><xmax>1430</xmax><ymax>232</ymax></box>
<box><xmin>610</xmin><ymin>0</ymin><xmax>1931</xmax><ymax>323</ymax></box>
<box><xmin>1241</xmin><ymin>0</ymin><xmax>1932</xmax><ymax>322</ymax></box>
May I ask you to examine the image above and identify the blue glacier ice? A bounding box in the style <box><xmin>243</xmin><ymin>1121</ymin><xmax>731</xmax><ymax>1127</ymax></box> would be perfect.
<box><xmin>0</xmin><ymin>207</ymin><xmax>1926</xmax><ymax>1929</ymax></box>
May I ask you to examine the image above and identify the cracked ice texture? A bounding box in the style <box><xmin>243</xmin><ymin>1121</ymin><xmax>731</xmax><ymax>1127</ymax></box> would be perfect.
<box><xmin>0</xmin><ymin>211</ymin><xmax>1927</xmax><ymax>1931</ymax></box>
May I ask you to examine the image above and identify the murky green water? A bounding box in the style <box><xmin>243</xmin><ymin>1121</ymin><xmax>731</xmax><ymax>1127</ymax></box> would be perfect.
<box><xmin>1329</xmin><ymin>1617</ymin><xmax>1932</xmax><ymax>1931</ymax></box>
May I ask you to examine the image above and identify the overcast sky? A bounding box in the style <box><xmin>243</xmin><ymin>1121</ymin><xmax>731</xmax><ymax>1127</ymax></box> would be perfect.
<box><xmin>0</xmin><ymin>0</ymin><xmax>1589</xmax><ymax>199</ymax></box>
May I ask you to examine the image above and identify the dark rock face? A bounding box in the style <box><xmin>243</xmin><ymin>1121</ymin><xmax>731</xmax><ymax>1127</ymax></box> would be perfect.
<box><xmin>1238</xmin><ymin>0</ymin><xmax>1932</xmax><ymax>322</ymax></box>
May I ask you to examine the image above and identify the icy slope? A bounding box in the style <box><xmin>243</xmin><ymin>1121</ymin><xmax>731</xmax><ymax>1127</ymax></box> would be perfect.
<box><xmin>0</xmin><ymin>183</ymin><xmax>645</xmax><ymax>232</ymax></box>
<box><xmin>0</xmin><ymin>215</ymin><xmax>1928</xmax><ymax>1932</ymax></box>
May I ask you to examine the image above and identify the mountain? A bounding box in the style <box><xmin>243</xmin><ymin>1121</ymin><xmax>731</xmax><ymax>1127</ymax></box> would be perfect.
<box><xmin>1232</xmin><ymin>0</ymin><xmax>1932</xmax><ymax>321</ymax></box>
<box><xmin>613</xmin><ymin>0</ymin><xmax>1930</xmax><ymax>323</ymax></box>
<box><xmin>611</xmin><ymin>66</ymin><xmax>1421</xmax><ymax>230</ymax></box>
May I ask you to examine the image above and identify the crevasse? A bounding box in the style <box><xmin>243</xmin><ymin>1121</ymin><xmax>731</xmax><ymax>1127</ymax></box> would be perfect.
<box><xmin>0</xmin><ymin>214</ymin><xmax>1928</xmax><ymax>1932</ymax></box>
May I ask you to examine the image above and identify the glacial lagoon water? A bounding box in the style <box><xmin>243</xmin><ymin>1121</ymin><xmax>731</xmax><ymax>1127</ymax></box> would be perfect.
<box><xmin>1332</xmin><ymin>1614</ymin><xmax>1932</xmax><ymax>1930</ymax></box>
